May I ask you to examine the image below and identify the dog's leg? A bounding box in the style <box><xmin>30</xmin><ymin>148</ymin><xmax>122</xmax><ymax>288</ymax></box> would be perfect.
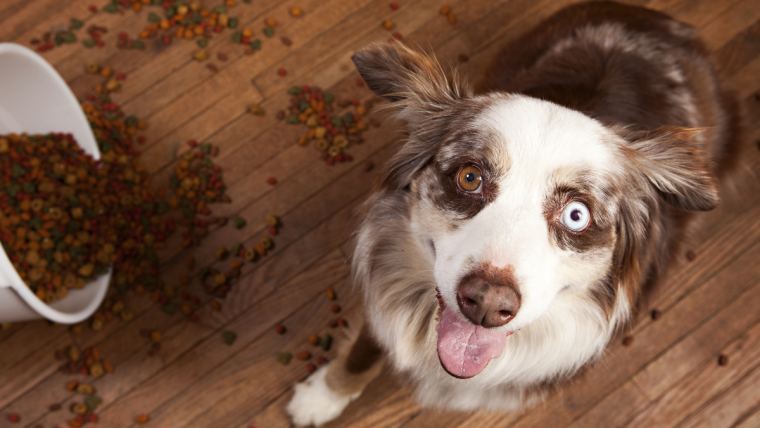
<box><xmin>286</xmin><ymin>324</ymin><xmax>384</xmax><ymax>426</ymax></box>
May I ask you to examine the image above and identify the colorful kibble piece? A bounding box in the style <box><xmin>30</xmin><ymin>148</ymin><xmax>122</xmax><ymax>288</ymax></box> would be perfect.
<box><xmin>289</xmin><ymin>6</ymin><xmax>303</xmax><ymax>17</ymax></box>
<box><xmin>222</xmin><ymin>330</ymin><xmax>238</xmax><ymax>345</ymax></box>
<box><xmin>275</xmin><ymin>323</ymin><xmax>287</xmax><ymax>335</ymax></box>
<box><xmin>276</xmin><ymin>351</ymin><xmax>293</xmax><ymax>365</ymax></box>
<box><xmin>320</xmin><ymin>334</ymin><xmax>333</xmax><ymax>352</ymax></box>
<box><xmin>135</xmin><ymin>414</ymin><xmax>150</xmax><ymax>424</ymax></box>
<box><xmin>233</xmin><ymin>216</ymin><xmax>247</xmax><ymax>229</ymax></box>
<box><xmin>295</xmin><ymin>350</ymin><xmax>311</xmax><ymax>361</ymax></box>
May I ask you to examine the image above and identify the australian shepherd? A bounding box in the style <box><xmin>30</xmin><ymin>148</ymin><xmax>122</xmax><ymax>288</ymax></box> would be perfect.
<box><xmin>287</xmin><ymin>2</ymin><xmax>738</xmax><ymax>425</ymax></box>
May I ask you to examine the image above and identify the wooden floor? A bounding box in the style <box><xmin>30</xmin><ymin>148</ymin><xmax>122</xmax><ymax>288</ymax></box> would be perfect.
<box><xmin>1</xmin><ymin>0</ymin><xmax>759</xmax><ymax>427</ymax></box>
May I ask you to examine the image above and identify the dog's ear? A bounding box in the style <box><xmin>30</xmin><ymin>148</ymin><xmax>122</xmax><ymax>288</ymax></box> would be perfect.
<box><xmin>352</xmin><ymin>43</ymin><xmax>471</xmax><ymax>190</ymax></box>
<box><xmin>622</xmin><ymin>127</ymin><xmax>719</xmax><ymax>211</ymax></box>
<box><xmin>351</xmin><ymin>42</ymin><xmax>470</xmax><ymax>114</ymax></box>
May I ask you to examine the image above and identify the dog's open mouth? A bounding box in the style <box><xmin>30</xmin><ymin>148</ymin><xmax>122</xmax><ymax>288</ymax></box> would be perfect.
<box><xmin>435</xmin><ymin>290</ymin><xmax>510</xmax><ymax>379</ymax></box>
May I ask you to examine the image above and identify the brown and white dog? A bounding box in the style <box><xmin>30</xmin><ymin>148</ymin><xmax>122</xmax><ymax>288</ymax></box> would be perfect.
<box><xmin>287</xmin><ymin>2</ymin><xmax>738</xmax><ymax>425</ymax></box>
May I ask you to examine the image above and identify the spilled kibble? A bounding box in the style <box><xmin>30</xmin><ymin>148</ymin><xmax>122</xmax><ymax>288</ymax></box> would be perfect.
<box><xmin>276</xmin><ymin>351</ymin><xmax>293</xmax><ymax>365</ymax></box>
<box><xmin>320</xmin><ymin>334</ymin><xmax>333</xmax><ymax>352</ymax></box>
<box><xmin>280</xmin><ymin>85</ymin><xmax>373</xmax><ymax>165</ymax></box>
<box><xmin>717</xmin><ymin>354</ymin><xmax>729</xmax><ymax>366</ymax></box>
<box><xmin>222</xmin><ymin>330</ymin><xmax>238</xmax><ymax>345</ymax></box>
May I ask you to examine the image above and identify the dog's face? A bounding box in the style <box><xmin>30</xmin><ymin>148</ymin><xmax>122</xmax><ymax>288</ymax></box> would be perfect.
<box><xmin>353</xmin><ymin>43</ymin><xmax>718</xmax><ymax>379</ymax></box>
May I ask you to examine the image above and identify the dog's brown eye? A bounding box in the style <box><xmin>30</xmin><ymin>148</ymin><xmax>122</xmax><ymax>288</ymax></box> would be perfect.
<box><xmin>456</xmin><ymin>165</ymin><xmax>483</xmax><ymax>193</ymax></box>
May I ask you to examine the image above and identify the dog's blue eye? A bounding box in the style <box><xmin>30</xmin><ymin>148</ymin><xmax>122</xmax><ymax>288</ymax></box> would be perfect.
<box><xmin>560</xmin><ymin>201</ymin><xmax>591</xmax><ymax>232</ymax></box>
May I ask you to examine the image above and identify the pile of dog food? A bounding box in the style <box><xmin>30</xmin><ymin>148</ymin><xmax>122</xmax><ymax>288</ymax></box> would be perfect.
<box><xmin>0</xmin><ymin>133</ymin><xmax>114</xmax><ymax>303</ymax></box>
<box><xmin>279</xmin><ymin>85</ymin><xmax>375</xmax><ymax>165</ymax></box>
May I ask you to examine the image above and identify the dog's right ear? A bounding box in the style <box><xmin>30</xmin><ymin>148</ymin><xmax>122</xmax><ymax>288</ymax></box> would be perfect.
<box><xmin>352</xmin><ymin>43</ymin><xmax>470</xmax><ymax>189</ymax></box>
<box><xmin>351</xmin><ymin>42</ymin><xmax>470</xmax><ymax>117</ymax></box>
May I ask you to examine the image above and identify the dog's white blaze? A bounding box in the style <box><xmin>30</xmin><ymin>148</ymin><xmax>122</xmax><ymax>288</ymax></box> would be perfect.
<box><xmin>434</xmin><ymin>95</ymin><xmax>620</xmax><ymax>338</ymax></box>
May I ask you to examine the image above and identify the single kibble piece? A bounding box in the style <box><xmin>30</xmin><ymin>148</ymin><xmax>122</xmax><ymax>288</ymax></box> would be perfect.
<box><xmin>275</xmin><ymin>323</ymin><xmax>287</xmax><ymax>335</ymax></box>
<box><xmin>135</xmin><ymin>414</ymin><xmax>150</xmax><ymax>424</ymax></box>
<box><xmin>308</xmin><ymin>334</ymin><xmax>320</xmax><ymax>346</ymax></box>
<box><xmin>276</xmin><ymin>351</ymin><xmax>293</xmax><ymax>365</ymax></box>
<box><xmin>320</xmin><ymin>334</ymin><xmax>333</xmax><ymax>352</ymax></box>
<box><xmin>295</xmin><ymin>350</ymin><xmax>311</xmax><ymax>361</ymax></box>
<box><xmin>222</xmin><ymin>330</ymin><xmax>238</xmax><ymax>345</ymax></box>
<box><xmin>717</xmin><ymin>354</ymin><xmax>729</xmax><ymax>366</ymax></box>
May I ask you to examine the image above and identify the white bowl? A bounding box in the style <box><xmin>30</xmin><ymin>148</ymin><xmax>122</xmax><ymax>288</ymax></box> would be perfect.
<box><xmin>0</xmin><ymin>43</ymin><xmax>111</xmax><ymax>324</ymax></box>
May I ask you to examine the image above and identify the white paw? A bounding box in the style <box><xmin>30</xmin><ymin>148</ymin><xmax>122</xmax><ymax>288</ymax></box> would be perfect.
<box><xmin>286</xmin><ymin>365</ymin><xmax>358</xmax><ymax>427</ymax></box>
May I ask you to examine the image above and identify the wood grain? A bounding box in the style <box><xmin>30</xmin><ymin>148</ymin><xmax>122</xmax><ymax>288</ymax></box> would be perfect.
<box><xmin>1</xmin><ymin>0</ymin><xmax>759</xmax><ymax>427</ymax></box>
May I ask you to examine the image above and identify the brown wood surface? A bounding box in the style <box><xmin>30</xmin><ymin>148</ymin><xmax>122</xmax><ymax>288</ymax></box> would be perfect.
<box><xmin>1</xmin><ymin>0</ymin><xmax>759</xmax><ymax>427</ymax></box>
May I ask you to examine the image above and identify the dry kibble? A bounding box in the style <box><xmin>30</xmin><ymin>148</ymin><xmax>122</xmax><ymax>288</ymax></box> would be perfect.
<box><xmin>320</xmin><ymin>334</ymin><xmax>333</xmax><ymax>352</ymax></box>
<box><xmin>325</xmin><ymin>287</ymin><xmax>336</xmax><ymax>301</ymax></box>
<box><xmin>275</xmin><ymin>323</ymin><xmax>287</xmax><ymax>335</ymax></box>
<box><xmin>135</xmin><ymin>414</ymin><xmax>150</xmax><ymax>424</ymax></box>
<box><xmin>308</xmin><ymin>335</ymin><xmax>320</xmax><ymax>346</ymax></box>
<box><xmin>295</xmin><ymin>350</ymin><xmax>311</xmax><ymax>361</ymax></box>
<box><xmin>222</xmin><ymin>330</ymin><xmax>238</xmax><ymax>345</ymax></box>
<box><xmin>276</xmin><ymin>351</ymin><xmax>293</xmax><ymax>365</ymax></box>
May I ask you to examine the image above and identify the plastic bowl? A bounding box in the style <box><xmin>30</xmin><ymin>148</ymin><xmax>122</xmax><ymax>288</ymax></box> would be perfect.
<box><xmin>0</xmin><ymin>42</ymin><xmax>111</xmax><ymax>324</ymax></box>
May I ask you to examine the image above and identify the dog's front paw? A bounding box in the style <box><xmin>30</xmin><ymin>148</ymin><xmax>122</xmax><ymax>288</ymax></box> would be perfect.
<box><xmin>286</xmin><ymin>364</ymin><xmax>358</xmax><ymax>427</ymax></box>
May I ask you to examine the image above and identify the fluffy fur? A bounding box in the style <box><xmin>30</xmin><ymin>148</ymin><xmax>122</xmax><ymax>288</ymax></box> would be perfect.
<box><xmin>287</xmin><ymin>2</ymin><xmax>737</xmax><ymax>425</ymax></box>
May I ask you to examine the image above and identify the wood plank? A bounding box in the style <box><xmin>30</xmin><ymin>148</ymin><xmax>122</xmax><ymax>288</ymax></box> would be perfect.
<box><xmin>625</xmin><ymin>321</ymin><xmax>760</xmax><ymax>426</ymax></box>
<box><xmin>700</xmin><ymin>0</ymin><xmax>760</xmax><ymax>51</ymax></box>
<box><xmin>94</xmin><ymin>248</ymin><xmax>350</xmax><ymax>426</ymax></box>
<box><xmin>680</xmin><ymin>364</ymin><xmax>760</xmax><ymax>428</ymax></box>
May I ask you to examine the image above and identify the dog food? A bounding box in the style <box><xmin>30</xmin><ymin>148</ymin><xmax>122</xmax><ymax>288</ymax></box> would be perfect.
<box><xmin>0</xmin><ymin>133</ymin><xmax>114</xmax><ymax>302</ymax></box>
<box><xmin>222</xmin><ymin>330</ymin><xmax>238</xmax><ymax>345</ymax></box>
<box><xmin>279</xmin><ymin>85</ymin><xmax>372</xmax><ymax>165</ymax></box>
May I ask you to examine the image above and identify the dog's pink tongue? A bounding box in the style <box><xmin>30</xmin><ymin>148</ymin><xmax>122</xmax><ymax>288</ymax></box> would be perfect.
<box><xmin>436</xmin><ymin>307</ymin><xmax>507</xmax><ymax>379</ymax></box>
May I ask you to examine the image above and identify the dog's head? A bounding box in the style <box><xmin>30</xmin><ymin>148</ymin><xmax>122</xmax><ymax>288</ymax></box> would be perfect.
<box><xmin>353</xmin><ymin>43</ymin><xmax>718</xmax><ymax>379</ymax></box>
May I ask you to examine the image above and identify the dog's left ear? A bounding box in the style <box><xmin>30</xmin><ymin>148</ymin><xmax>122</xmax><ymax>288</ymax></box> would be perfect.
<box><xmin>622</xmin><ymin>127</ymin><xmax>719</xmax><ymax>211</ymax></box>
<box><xmin>351</xmin><ymin>42</ymin><xmax>470</xmax><ymax>116</ymax></box>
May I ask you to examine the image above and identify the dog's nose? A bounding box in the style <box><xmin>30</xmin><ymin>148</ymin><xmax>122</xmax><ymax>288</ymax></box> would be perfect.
<box><xmin>456</xmin><ymin>267</ymin><xmax>521</xmax><ymax>328</ymax></box>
